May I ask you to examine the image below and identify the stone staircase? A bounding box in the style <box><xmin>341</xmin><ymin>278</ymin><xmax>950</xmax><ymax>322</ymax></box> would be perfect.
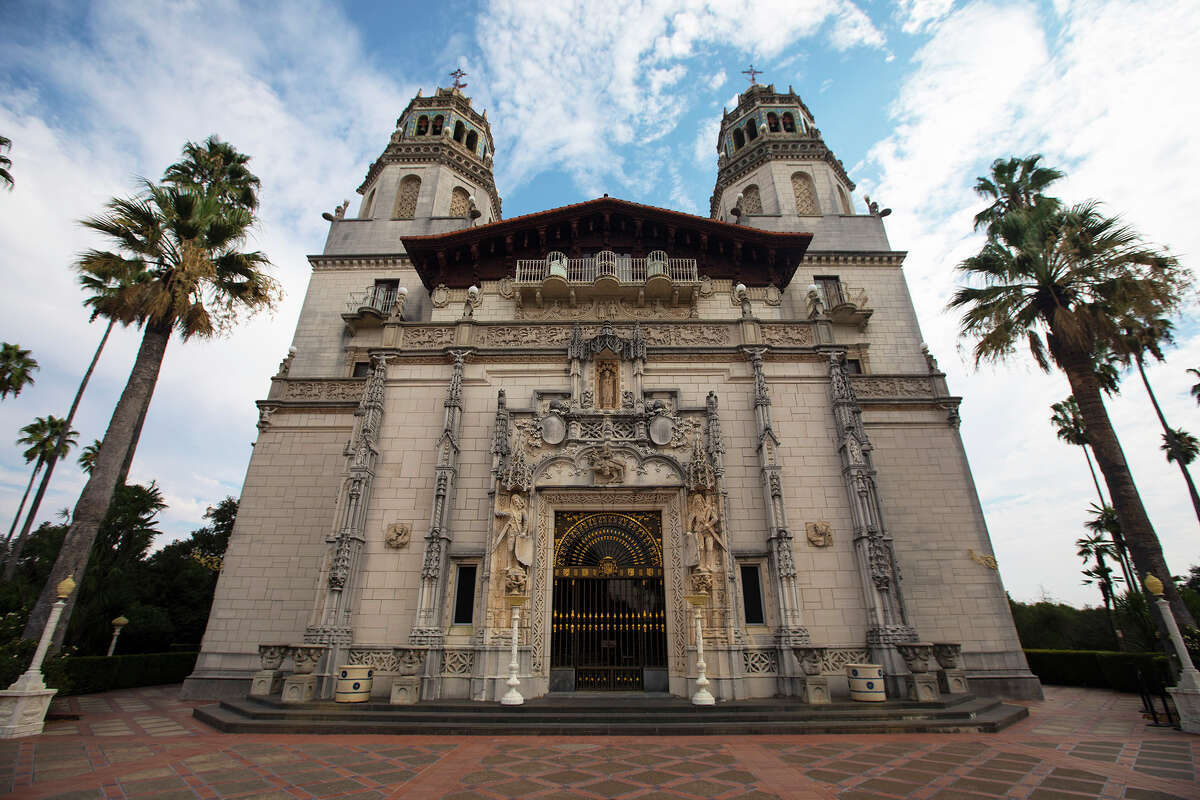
<box><xmin>194</xmin><ymin>692</ymin><xmax>1028</xmax><ymax>735</ymax></box>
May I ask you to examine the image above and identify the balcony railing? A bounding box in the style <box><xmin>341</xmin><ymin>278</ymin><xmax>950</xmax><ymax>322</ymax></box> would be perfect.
<box><xmin>514</xmin><ymin>251</ymin><xmax>698</xmax><ymax>286</ymax></box>
<box><xmin>345</xmin><ymin>287</ymin><xmax>399</xmax><ymax>316</ymax></box>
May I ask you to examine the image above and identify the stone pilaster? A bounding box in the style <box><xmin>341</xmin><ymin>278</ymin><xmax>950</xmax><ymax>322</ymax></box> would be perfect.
<box><xmin>411</xmin><ymin>350</ymin><xmax>470</xmax><ymax>654</ymax></box>
<box><xmin>826</xmin><ymin>351</ymin><xmax>918</xmax><ymax>695</ymax></box>
<box><xmin>303</xmin><ymin>355</ymin><xmax>388</xmax><ymax>695</ymax></box>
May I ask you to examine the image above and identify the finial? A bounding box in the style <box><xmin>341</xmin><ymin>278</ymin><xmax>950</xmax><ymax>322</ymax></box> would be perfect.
<box><xmin>112</xmin><ymin>615</ymin><xmax>129</xmax><ymax>628</ymax></box>
<box><xmin>56</xmin><ymin>574</ymin><xmax>76</xmax><ymax>599</ymax></box>
<box><xmin>450</xmin><ymin>68</ymin><xmax>468</xmax><ymax>90</ymax></box>
<box><xmin>1145</xmin><ymin>573</ymin><xmax>1164</xmax><ymax>596</ymax></box>
<box><xmin>742</xmin><ymin>64</ymin><xmax>762</xmax><ymax>84</ymax></box>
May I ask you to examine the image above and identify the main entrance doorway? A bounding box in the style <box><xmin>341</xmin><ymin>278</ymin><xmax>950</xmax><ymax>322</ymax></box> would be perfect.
<box><xmin>550</xmin><ymin>511</ymin><xmax>667</xmax><ymax>691</ymax></box>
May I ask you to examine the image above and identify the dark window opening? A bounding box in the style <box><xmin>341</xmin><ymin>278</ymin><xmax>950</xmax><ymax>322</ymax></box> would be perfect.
<box><xmin>845</xmin><ymin>359</ymin><xmax>863</xmax><ymax>375</ymax></box>
<box><xmin>352</xmin><ymin>361</ymin><xmax>371</xmax><ymax>378</ymax></box>
<box><xmin>815</xmin><ymin>275</ymin><xmax>844</xmax><ymax>308</ymax></box>
<box><xmin>431</xmin><ymin>115</ymin><xmax>444</xmax><ymax>136</ymax></box>
<box><xmin>416</xmin><ymin>115</ymin><xmax>429</xmax><ymax>135</ymax></box>
<box><xmin>741</xmin><ymin>564</ymin><xmax>765</xmax><ymax>625</ymax></box>
<box><xmin>465</xmin><ymin>130</ymin><xmax>478</xmax><ymax>152</ymax></box>
<box><xmin>767</xmin><ymin>112</ymin><xmax>780</xmax><ymax>132</ymax></box>
<box><xmin>453</xmin><ymin>564</ymin><xmax>477</xmax><ymax>624</ymax></box>
<box><xmin>746</xmin><ymin>120</ymin><xmax>758</xmax><ymax>141</ymax></box>
<box><xmin>453</xmin><ymin>120</ymin><xmax>465</xmax><ymax>142</ymax></box>
<box><xmin>782</xmin><ymin>112</ymin><xmax>796</xmax><ymax>133</ymax></box>
<box><xmin>733</xmin><ymin>129</ymin><xmax>745</xmax><ymax>149</ymax></box>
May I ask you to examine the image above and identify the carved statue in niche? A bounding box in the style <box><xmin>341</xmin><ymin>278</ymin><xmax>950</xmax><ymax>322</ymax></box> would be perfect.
<box><xmin>493</xmin><ymin>493</ymin><xmax>533</xmax><ymax>591</ymax></box>
<box><xmin>588</xmin><ymin>441</ymin><xmax>625</xmax><ymax>484</ymax></box>
<box><xmin>686</xmin><ymin>491</ymin><xmax>726</xmax><ymax>573</ymax></box>
<box><xmin>596</xmin><ymin>361</ymin><xmax>619</xmax><ymax>409</ymax></box>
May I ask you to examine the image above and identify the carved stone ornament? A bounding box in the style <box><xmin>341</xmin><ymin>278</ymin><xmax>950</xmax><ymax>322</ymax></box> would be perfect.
<box><xmin>497</xmin><ymin>276</ymin><xmax>514</xmax><ymax>299</ymax></box>
<box><xmin>291</xmin><ymin>645</ymin><xmax>327</xmax><ymax>675</ymax></box>
<box><xmin>793</xmin><ymin>646</ymin><xmax>827</xmax><ymax>676</ymax></box>
<box><xmin>493</xmin><ymin>493</ymin><xmax>533</xmax><ymax>574</ymax></box>
<box><xmin>391</xmin><ymin>647</ymin><xmax>426</xmax><ymax>676</ymax></box>
<box><xmin>505</xmin><ymin>566</ymin><xmax>528</xmax><ymax>595</ymax></box>
<box><xmin>968</xmin><ymin>548</ymin><xmax>998</xmax><ymax>569</ymax></box>
<box><xmin>896</xmin><ymin>643</ymin><xmax>936</xmax><ymax>674</ymax></box>
<box><xmin>282</xmin><ymin>380</ymin><xmax>366</xmax><ymax>403</ymax></box>
<box><xmin>648</xmin><ymin>415</ymin><xmax>675</xmax><ymax>447</ymax></box>
<box><xmin>587</xmin><ymin>441</ymin><xmax>625</xmax><ymax>484</ymax></box>
<box><xmin>805</xmin><ymin>521</ymin><xmax>833</xmax><ymax>547</ymax></box>
<box><xmin>385</xmin><ymin>523</ymin><xmax>411</xmax><ymax>549</ymax></box>
<box><xmin>430</xmin><ymin>284</ymin><xmax>451</xmax><ymax>307</ymax></box>
<box><xmin>258</xmin><ymin>644</ymin><xmax>290</xmax><ymax>671</ymax></box>
<box><xmin>690</xmin><ymin>570</ymin><xmax>714</xmax><ymax>594</ymax></box>
<box><xmin>932</xmin><ymin>642</ymin><xmax>962</xmax><ymax>670</ymax></box>
<box><xmin>540</xmin><ymin>413</ymin><xmax>567</xmax><ymax>445</ymax></box>
<box><xmin>685</xmin><ymin>491</ymin><xmax>725</xmax><ymax>572</ymax></box>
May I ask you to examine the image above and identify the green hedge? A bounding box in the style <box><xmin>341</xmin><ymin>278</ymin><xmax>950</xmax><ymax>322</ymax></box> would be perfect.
<box><xmin>54</xmin><ymin>652</ymin><xmax>198</xmax><ymax>696</ymax></box>
<box><xmin>1024</xmin><ymin>649</ymin><xmax>1171</xmax><ymax>693</ymax></box>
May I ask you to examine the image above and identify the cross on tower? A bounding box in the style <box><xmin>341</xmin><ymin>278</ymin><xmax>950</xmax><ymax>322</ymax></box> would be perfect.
<box><xmin>450</xmin><ymin>68</ymin><xmax>468</xmax><ymax>90</ymax></box>
<box><xmin>742</xmin><ymin>64</ymin><xmax>762</xmax><ymax>85</ymax></box>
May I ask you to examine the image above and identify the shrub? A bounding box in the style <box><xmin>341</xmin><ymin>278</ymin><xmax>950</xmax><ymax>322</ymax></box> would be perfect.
<box><xmin>1024</xmin><ymin>649</ymin><xmax>1171</xmax><ymax>693</ymax></box>
<box><xmin>54</xmin><ymin>652</ymin><xmax>197</xmax><ymax>696</ymax></box>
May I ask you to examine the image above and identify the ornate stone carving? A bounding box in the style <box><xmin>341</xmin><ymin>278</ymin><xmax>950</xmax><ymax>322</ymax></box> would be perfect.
<box><xmin>866</xmin><ymin>625</ymin><xmax>920</xmax><ymax>646</ymax></box>
<box><xmin>793</xmin><ymin>646</ymin><xmax>827</xmax><ymax>676</ymax></box>
<box><xmin>256</xmin><ymin>404</ymin><xmax>277</xmax><ymax>432</ymax></box>
<box><xmin>258</xmin><ymin>644</ymin><xmax>290</xmax><ymax>671</ymax></box>
<box><xmin>442</xmin><ymin>650</ymin><xmax>474</xmax><ymax>675</ymax></box>
<box><xmin>493</xmin><ymin>493</ymin><xmax>533</xmax><ymax>584</ymax></box>
<box><xmin>345</xmin><ymin>648</ymin><xmax>399</xmax><ymax>672</ymax></box>
<box><xmin>516</xmin><ymin>298</ymin><xmax>691</xmax><ymax>321</ymax></box>
<box><xmin>402</xmin><ymin>326</ymin><xmax>455</xmax><ymax>349</ymax></box>
<box><xmin>291</xmin><ymin>645</ymin><xmax>326</xmax><ymax>674</ymax></box>
<box><xmin>819</xmin><ymin>648</ymin><xmax>869</xmax><ymax>674</ymax></box>
<box><xmin>760</xmin><ymin>324</ymin><xmax>814</xmax><ymax>346</ymax></box>
<box><xmin>643</xmin><ymin>324</ymin><xmax>730</xmax><ymax>346</ymax></box>
<box><xmin>896</xmin><ymin>643</ymin><xmax>935</xmax><ymax>674</ymax></box>
<box><xmin>805</xmin><ymin>521</ymin><xmax>832</xmax><ymax>547</ymax></box>
<box><xmin>394</xmin><ymin>647</ymin><xmax>426</xmax><ymax>676</ymax></box>
<box><xmin>742</xmin><ymin>649</ymin><xmax>778</xmax><ymax>674</ymax></box>
<box><xmin>281</xmin><ymin>380</ymin><xmax>366</xmax><ymax>402</ymax></box>
<box><xmin>851</xmin><ymin>376</ymin><xmax>935</xmax><ymax>400</ymax></box>
<box><xmin>497</xmin><ymin>276</ymin><xmax>514</xmax><ymax>298</ymax></box>
<box><xmin>685</xmin><ymin>491</ymin><xmax>725</xmax><ymax>573</ymax></box>
<box><xmin>385</xmin><ymin>523</ymin><xmax>411</xmax><ymax>549</ymax></box>
<box><xmin>586</xmin><ymin>441</ymin><xmax>625</xmax><ymax>484</ymax></box>
<box><xmin>690</xmin><ymin>570</ymin><xmax>713</xmax><ymax>594</ymax></box>
<box><xmin>969</xmin><ymin>548</ymin><xmax>999</xmax><ymax>569</ymax></box>
<box><xmin>932</xmin><ymin>643</ymin><xmax>962</xmax><ymax>670</ymax></box>
<box><xmin>431</xmin><ymin>284</ymin><xmax>451</xmax><ymax>307</ymax></box>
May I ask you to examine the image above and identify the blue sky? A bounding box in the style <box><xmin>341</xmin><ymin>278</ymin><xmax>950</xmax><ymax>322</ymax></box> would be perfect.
<box><xmin>0</xmin><ymin>0</ymin><xmax>1197</xmax><ymax>607</ymax></box>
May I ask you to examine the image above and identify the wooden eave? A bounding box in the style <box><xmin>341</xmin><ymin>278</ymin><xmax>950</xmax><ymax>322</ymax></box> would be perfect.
<box><xmin>400</xmin><ymin>196</ymin><xmax>812</xmax><ymax>291</ymax></box>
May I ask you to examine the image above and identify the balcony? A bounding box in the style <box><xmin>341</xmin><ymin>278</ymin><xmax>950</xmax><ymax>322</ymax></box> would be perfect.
<box><xmin>514</xmin><ymin>250</ymin><xmax>699</xmax><ymax>307</ymax></box>
<box><xmin>342</xmin><ymin>286</ymin><xmax>403</xmax><ymax>333</ymax></box>
<box><xmin>815</xmin><ymin>283</ymin><xmax>872</xmax><ymax>330</ymax></box>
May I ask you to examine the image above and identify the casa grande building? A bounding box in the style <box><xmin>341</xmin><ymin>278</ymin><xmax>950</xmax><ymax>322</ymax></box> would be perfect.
<box><xmin>182</xmin><ymin>82</ymin><xmax>1040</xmax><ymax>703</ymax></box>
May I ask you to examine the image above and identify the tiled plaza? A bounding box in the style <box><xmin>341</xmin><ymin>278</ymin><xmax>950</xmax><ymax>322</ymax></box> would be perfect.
<box><xmin>0</xmin><ymin>685</ymin><xmax>1194</xmax><ymax>799</ymax></box>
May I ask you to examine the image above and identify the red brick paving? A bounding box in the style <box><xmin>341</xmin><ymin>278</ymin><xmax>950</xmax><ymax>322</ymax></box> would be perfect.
<box><xmin>0</xmin><ymin>685</ymin><xmax>1193</xmax><ymax>799</ymax></box>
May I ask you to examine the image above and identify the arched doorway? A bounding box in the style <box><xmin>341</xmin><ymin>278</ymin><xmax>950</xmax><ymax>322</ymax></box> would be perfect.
<box><xmin>550</xmin><ymin>511</ymin><xmax>667</xmax><ymax>691</ymax></box>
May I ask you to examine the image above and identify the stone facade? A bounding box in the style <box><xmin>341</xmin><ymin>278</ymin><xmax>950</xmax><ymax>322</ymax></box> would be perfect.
<box><xmin>182</xmin><ymin>83</ymin><xmax>1040</xmax><ymax>702</ymax></box>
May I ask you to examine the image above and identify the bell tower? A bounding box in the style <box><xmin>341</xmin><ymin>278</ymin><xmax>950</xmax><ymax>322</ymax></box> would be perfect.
<box><xmin>709</xmin><ymin>83</ymin><xmax>857</xmax><ymax>228</ymax></box>
<box><xmin>352</xmin><ymin>85</ymin><xmax>502</xmax><ymax>226</ymax></box>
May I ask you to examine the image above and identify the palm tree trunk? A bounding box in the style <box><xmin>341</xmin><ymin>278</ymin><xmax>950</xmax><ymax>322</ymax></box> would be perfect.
<box><xmin>22</xmin><ymin>324</ymin><xmax>169</xmax><ymax>645</ymax></box>
<box><xmin>1080</xmin><ymin>444</ymin><xmax>1106</xmax><ymax>505</ymax></box>
<box><xmin>1136</xmin><ymin>357</ymin><xmax>1200</xmax><ymax>525</ymax></box>
<box><xmin>1056</xmin><ymin>342</ymin><xmax>1196</xmax><ymax>631</ymax></box>
<box><xmin>3</xmin><ymin>320</ymin><xmax>113</xmax><ymax>581</ymax></box>
<box><xmin>4</xmin><ymin>461</ymin><xmax>42</xmax><ymax>547</ymax></box>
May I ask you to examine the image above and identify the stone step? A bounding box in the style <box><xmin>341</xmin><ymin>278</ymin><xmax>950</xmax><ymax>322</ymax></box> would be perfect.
<box><xmin>193</xmin><ymin>694</ymin><xmax>1028</xmax><ymax>735</ymax></box>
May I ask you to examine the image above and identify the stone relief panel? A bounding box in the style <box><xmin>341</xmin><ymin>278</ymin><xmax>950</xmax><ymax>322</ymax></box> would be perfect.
<box><xmin>481</xmin><ymin>323</ymin><xmax>731</xmax><ymax>349</ymax></box>
<box><xmin>401</xmin><ymin>327</ymin><xmax>455</xmax><ymax>349</ymax></box>
<box><xmin>760</xmin><ymin>324</ymin><xmax>816</xmax><ymax>347</ymax></box>
<box><xmin>850</xmin><ymin>376</ymin><xmax>936</xmax><ymax>400</ymax></box>
<box><xmin>516</xmin><ymin>299</ymin><xmax>692</xmax><ymax>321</ymax></box>
<box><xmin>281</xmin><ymin>380</ymin><xmax>367</xmax><ymax>402</ymax></box>
<box><xmin>742</xmin><ymin>649</ymin><xmax>778</xmax><ymax>675</ymax></box>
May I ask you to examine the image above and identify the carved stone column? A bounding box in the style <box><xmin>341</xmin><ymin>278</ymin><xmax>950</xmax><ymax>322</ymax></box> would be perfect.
<box><xmin>411</xmin><ymin>351</ymin><xmax>470</xmax><ymax>660</ymax></box>
<box><xmin>305</xmin><ymin>354</ymin><xmax>389</xmax><ymax>690</ymax></box>
<box><xmin>826</xmin><ymin>351</ymin><xmax>918</xmax><ymax>695</ymax></box>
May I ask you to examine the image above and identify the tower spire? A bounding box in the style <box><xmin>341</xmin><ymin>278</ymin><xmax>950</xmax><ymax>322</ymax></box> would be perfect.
<box><xmin>741</xmin><ymin>64</ymin><xmax>762</xmax><ymax>85</ymax></box>
<box><xmin>449</xmin><ymin>68</ymin><xmax>468</xmax><ymax>90</ymax></box>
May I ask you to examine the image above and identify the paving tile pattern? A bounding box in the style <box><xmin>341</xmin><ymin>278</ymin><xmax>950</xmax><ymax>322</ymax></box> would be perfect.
<box><xmin>0</xmin><ymin>685</ymin><xmax>1194</xmax><ymax>799</ymax></box>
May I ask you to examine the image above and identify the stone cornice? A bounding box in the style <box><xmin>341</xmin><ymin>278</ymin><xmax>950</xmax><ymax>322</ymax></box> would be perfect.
<box><xmin>803</xmin><ymin>251</ymin><xmax>907</xmax><ymax>266</ymax></box>
<box><xmin>308</xmin><ymin>254</ymin><xmax>412</xmax><ymax>272</ymax></box>
<box><xmin>357</xmin><ymin>141</ymin><xmax>503</xmax><ymax>220</ymax></box>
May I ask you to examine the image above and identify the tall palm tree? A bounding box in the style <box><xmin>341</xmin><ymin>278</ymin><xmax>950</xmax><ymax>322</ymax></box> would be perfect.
<box><xmin>0</xmin><ymin>134</ymin><xmax>12</xmax><ymax>189</ymax></box>
<box><xmin>4</xmin><ymin>428</ymin><xmax>50</xmax><ymax>550</ymax></box>
<box><xmin>949</xmin><ymin>197</ymin><xmax>1195</xmax><ymax>629</ymax></box>
<box><xmin>0</xmin><ymin>342</ymin><xmax>38</xmax><ymax>399</ymax></box>
<box><xmin>4</xmin><ymin>416</ymin><xmax>77</xmax><ymax>580</ymax></box>
<box><xmin>1085</xmin><ymin>501</ymin><xmax>1137</xmax><ymax>593</ymax></box>
<box><xmin>77</xmin><ymin>439</ymin><xmax>101</xmax><ymax>475</ymax></box>
<box><xmin>22</xmin><ymin>138</ymin><xmax>278</xmax><ymax>643</ymax></box>
<box><xmin>1110</xmin><ymin>319</ymin><xmax>1200</xmax><ymax>524</ymax></box>
<box><xmin>1077</xmin><ymin>530</ymin><xmax>1122</xmax><ymax>647</ymax></box>
<box><xmin>1050</xmin><ymin>396</ymin><xmax>1106</xmax><ymax>504</ymax></box>
<box><xmin>1162</xmin><ymin>427</ymin><xmax>1198</xmax><ymax>466</ymax></box>
<box><xmin>1188</xmin><ymin>367</ymin><xmax>1200</xmax><ymax>406</ymax></box>
<box><xmin>972</xmin><ymin>154</ymin><xmax>1064</xmax><ymax>235</ymax></box>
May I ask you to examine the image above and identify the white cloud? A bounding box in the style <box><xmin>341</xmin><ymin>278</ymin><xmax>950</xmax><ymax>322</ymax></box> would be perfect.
<box><xmin>859</xmin><ymin>0</ymin><xmax>1200</xmax><ymax>604</ymax></box>
<box><xmin>894</xmin><ymin>0</ymin><xmax>956</xmax><ymax>33</ymax></box>
<box><xmin>707</xmin><ymin>70</ymin><xmax>727</xmax><ymax>91</ymax></box>
<box><xmin>477</xmin><ymin>0</ymin><xmax>885</xmax><ymax>193</ymax></box>
<box><xmin>693</xmin><ymin>117</ymin><xmax>721</xmax><ymax>169</ymax></box>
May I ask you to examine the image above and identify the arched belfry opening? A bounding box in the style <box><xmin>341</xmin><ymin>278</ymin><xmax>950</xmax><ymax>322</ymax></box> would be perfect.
<box><xmin>551</xmin><ymin>511</ymin><xmax>667</xmax><ymax>691</ymax></box>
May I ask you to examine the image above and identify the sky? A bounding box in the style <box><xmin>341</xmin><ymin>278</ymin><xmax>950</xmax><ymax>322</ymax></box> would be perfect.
<box><xmin>0</xmin><ymin>0</ymin><xmax>1197</xmax><ymax>607</ymax></box>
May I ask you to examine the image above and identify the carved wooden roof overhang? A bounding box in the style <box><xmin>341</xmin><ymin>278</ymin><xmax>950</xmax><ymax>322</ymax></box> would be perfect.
<box><xmin>401</xmin><ymin>196</ymin><xmax>812</xmax><ymax>291</ymax></box>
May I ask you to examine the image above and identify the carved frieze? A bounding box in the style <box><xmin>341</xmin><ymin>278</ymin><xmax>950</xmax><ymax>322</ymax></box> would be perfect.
<box><xmin>515</xmin><ymin>298</ymin><xmax>691</xmax><ymax>320</ymax></box>
<box><xmin>401</xmin><ymin>326</ymin><xmax>455</xmax><ymax>349</ymax></box>
<box><xmin>280</xmin><ymin>380</ymin><xmax>366</xmax><ymax>402</ymax></box>
<box><xmin>760</xmin><ymin>324</ymin><xmax>815</xmax><ymax>347</ymax></box>
<box><xmin>851</xmin><ymin>376</ymin><xmax>936</xmax><ymax>400</ymax></box>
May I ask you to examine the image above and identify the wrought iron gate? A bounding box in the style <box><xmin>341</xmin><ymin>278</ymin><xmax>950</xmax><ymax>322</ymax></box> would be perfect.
<box><xmin>550</xmin><ymin>511</ymin><xmax>667</xmax><ymax>691</ymax></box>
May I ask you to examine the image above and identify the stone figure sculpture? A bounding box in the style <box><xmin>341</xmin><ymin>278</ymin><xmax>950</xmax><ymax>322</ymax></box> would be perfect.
<box><xmin>687</xmin><ymin>491</ymin><xmax>725</xmax><ymax>572</ymax></box>
<box><xmin>493</xmin><ymin>493</ymin><xmax>533</xmax><ymax>587</ymax></box>
<box><xmin>588</xmin><ymin>441</ymin><xmax>625</xmax><ymax>484</ymax></box>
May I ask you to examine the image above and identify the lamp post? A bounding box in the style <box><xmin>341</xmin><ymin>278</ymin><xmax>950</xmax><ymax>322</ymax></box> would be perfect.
<box><xmin>107</xmin><ymin>615</ymin><xmax>129</xmax><ymax>657</ymax></box>
<box><xmin>685</xmin><ymin>592</ymin><xmax>714</xmax><ymax>705</ymax></box>
<box><xmin>501</xmin><ymin>595</ymin><xmax>528</xmax><ymax>706</ymax></box>
<box><xmin>0</xmin><ymin>575</ymin><xmax>75</xmax><ymax>738</ymax></box>
<box><xmin>1145</xmin><ymin>574</ymin><xmax>1200</xmax><ymax>732</ymax></box>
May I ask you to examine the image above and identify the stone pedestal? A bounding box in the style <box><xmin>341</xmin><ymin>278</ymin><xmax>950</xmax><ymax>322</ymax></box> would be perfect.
<box><xmin>906</xmin><ymin>672</ymin><xmax>940</xmax><ymax>702</ymax></box>
<box><xmin>390</xmin><ymin>676</ymin><xmax>421</xmax><ymax>705</ymax></box>
<box><xmin>799</xmin><ymin>675</ymin><xmax>830</xmax><ymax>705</ymax></box>
<box><xmin>939</xmin><ymin>668</ymin><xmax>969</xmax><ymax>694</ymax></box>
<box><xmin>0</xmin><ymin>685</ymin><xmax>57</xmax><ymax>739</ymax></box>
<box><xmin>249</xmin><ymin>670</ymin><xmax>284</xmax><ymax>696</ymax></box>
<box><xmin>281</xmin><ymin>674</ymin><xmax>318</xmax><ymax>704</ymax></box>
<box><xmin>1168</xmin><ymin>684</ymin><xmax>1200</xmax><ymax>733</ymax></box>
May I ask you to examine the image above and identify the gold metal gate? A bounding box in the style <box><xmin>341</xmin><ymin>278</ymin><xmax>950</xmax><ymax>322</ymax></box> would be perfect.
<box><xmin>550</xmin><ymin>511</ymin><xmax>667</xmax><ymax>691</ymax></box>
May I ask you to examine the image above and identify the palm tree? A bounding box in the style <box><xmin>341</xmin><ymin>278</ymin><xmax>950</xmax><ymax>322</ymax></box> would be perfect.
<box><xmin>1085</xmin><ymin>502</ymin><xmax>1137</xmax><ymax>593</ymax></box>
<box><xmin>972</xmin><ymin>154</ymin><xmax>1064</xmax><ymax>235</ymax></box>
<box><xmin>78</xmin><ymin>439</ymin><xmax>101</xmax><ymax>475</ymax></box>
<box><xmin>0</xmin><ymin>134</ymin><xmax>12</xmax><ymax>189</ymax></box>
<box><xmin>1162</xmin><ymin>427</ymin><xmax>1198</xmax><ymax>465</ymax></box>
<box><xmin>1188</xmin><ymin>367</ymin><xmax>1200</xmax><ymax>406</ymax></box>
<box><xmin>949</xmin><ymin>195</ymin><xmax>1195</xmax><ymax>629</ymax></box>
<box><xmin>4</xmin><ymin>427</ymin><xmax>50</xmax><ymax>551</ymax></box>
<box><xmin>22</xmin><ymin>137</ymin><xmax>278</xmax><ymax>643</ymax></box>
<box><xmin>3</xmin><ymin>416</ymin><xmax>77</xmax><ymax>580</ymax></box>
<box><xmin>1077</xmin><ymin>529</ymin><xmax>1123</xmax><ymax>647</ymax></box>
<box><xmin>1110</xmin><ymin>319</ymin><xmax>1200</xmax><ymax>524</ymax></box>
<box><xmin>1050</xmin><ymin>396</ymin><xmax>1107</xmax><ymax>505</ymax></box>
<box><xmin>0</xmin><ymin>342</ymin><xmax>38</xmax><ymax>399</ymax></box>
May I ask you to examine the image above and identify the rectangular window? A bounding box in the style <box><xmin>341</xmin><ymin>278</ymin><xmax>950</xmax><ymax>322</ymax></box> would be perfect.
<box><xmin>814</xmin><ymin>275</ymin><xmax>844</xmax><ymax>308</ymax></box>
<box><xmin>352</xmin><ymin>361</ymin><xmax>372</xmax><ymax>378</ymax></box>
<box><xmin>452</xmin><ymin>564</ymin><xmax>477</xmax><ymax>625</ymax></box>
<box><xmin>845</xmin><ymin>358</ymin><xmax>863</xmax><ymax>375</ymax></box>
<box><xmin>740</xmin><ymin>564</ymin><xmax>765</xmax><ymax>625</ymax></box>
